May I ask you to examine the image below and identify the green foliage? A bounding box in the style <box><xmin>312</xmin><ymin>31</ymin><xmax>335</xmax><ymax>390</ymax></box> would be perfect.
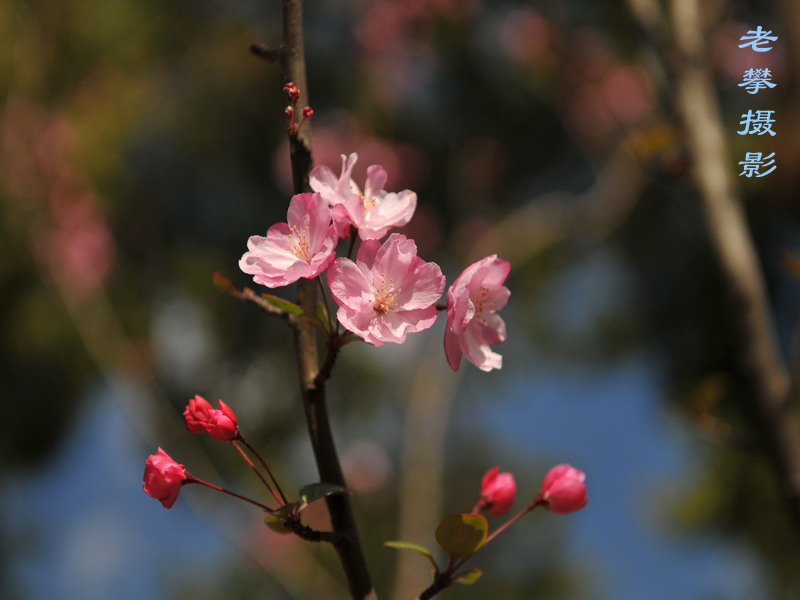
<box><xmin>383</xmin><ymin>540</ymin><xmax>437</xmax><ymax>568</ymax></box>
<box><xmin>263</xmin><ymin>516</ymin><xmax>292</xmax><ymax>535</ymax></box>
<box><xmin>435</xmin><ymin>514</ymin><xmax>488</xmax><ymax>559</ymax></box>
<box><xmin>454</xmin><ymin>568</ymin><xmax>482</xmax><ymax>584</ymax></box>
<box><xmin>298</xmin><ymin>482</ymin><xmax>346</xmax><ymax>507</ymax></box>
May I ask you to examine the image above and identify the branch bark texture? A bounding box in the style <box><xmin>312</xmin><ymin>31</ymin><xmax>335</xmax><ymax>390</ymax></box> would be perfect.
<box><xmin>278</xmin><ymin>1</ymin><xmax>376</xmax><ymax>598</ymax></box>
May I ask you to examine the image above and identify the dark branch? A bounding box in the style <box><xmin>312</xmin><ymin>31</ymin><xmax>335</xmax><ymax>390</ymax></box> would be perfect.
<box><xmin>285</xmin><ymin>515</ymin><xmax>346</xmax><ymax>545</ymax></box>
<box><xmin>417</xmin><ymin>573</ymin><xmax>452</xmax><ymax>600</ymax></box>
<box><xmin>249</xmin><ymin>42</ymin><xmax>283</xmax><ymax>61</ymax></box>
<box><xmin>272</xmin><ymin>1</ymin><xmax>377</xmax><ymax>598</ymax></box>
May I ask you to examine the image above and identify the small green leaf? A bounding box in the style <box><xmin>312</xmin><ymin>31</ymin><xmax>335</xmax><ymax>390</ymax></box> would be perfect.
<box><xmin>262</xmin><ymin>294</ymin><xmax>328</xmax><ymax>331</ymax></box>
<box><xmin>435</xmin><ymin>514</ymin><xmax>488</xmax><ymax>559</ymax></box>
<box><xmin>274</xmin><ymin>503</ymin><xmax>299</xmax><ymax>518</ymax></box>
<box><xmin>264</xmin><ymin>516</ymin><xmax>292</xmax><ymax>535</ymax></box>
<box><xmin>454</xmin><ymin>568</ymin><xmax>482</xmax><ymax>585</ymax></box>
<box><xmin>298</xmin><ymin>483</ymin><xmax>346</xmax><ymax>506</ymax></box>
<box><xmin>384</xmin><ymin>541</ymin><xmax>438</xmax><ymax>568</ymax></box>
<box><xmin>261</xmin><ymin>293</ymin><xmax>306</xmax><ymax>316</ymax></box>
<box><xmin>213</xmin><ymin>272</ymin><xmax>240</xmax><ymax>296</ymax></box>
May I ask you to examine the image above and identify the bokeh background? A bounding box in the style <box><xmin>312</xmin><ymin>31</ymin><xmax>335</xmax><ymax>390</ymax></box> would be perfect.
<box><xmin>2</xmin><ymin>0</ymin><xmax>800</xmax><ymax>599</ymax></box>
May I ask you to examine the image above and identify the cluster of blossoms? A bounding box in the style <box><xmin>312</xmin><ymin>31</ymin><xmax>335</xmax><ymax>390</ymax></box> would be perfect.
<box><xmin>143</xmin><ymin>83</ymin><xmax>587</xmax><ymax>598</ymax></box>
<box><xmin>380</xmin><ymin>464</ymin><xmax>586</xmax><ymax>589</ymax></box>
<box><xmin>144</xmin><ymin>396</ymin><xmax>296</xmax><ymax>517</ymax></box>
<box><xmin>239</xmin><ymin>152</ymin><xmax>511</xmax><ymax>370</ymax></box>
<box><xmin>144</xmin><ymin>395</ymin><xmax>587</xmax><ymax>516</ymax></box>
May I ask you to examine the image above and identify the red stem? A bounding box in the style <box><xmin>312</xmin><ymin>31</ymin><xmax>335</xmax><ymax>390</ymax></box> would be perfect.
<box><xmin>237</xmin><ymin>434</ymin><xmax>289</xmax><ymax>505</ymax></box>
<box><xmin>185</xmin><ymin>473</ymin><xmax>273</xmax><ymax>512</ymax></box>
<box><xmin>231</xmin><ymin>440</ymin><xmax>284</xmax><ymax>506</ymax></box>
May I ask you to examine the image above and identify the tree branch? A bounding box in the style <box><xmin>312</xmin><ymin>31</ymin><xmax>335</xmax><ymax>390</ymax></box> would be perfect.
<box><xmin>276</xmin><ymin>1</ymin><xmax>376</xmax><ymax>598</ymax></box>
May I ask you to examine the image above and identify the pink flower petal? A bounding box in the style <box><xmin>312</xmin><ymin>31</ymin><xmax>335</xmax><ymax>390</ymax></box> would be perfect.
<box><xmin>327</xmin><ymin>234</ymin><xmax>445</xmax><ymax>345</ymax></box>
<box><xmin>240</xmin><ymin>193</ymin><xmax>337</xmax><ymax>288</ymax></box>
<box><xmin>444</xmin><ymin>255</ymin><xmax>510</xmax><ymax>371</ymax></box>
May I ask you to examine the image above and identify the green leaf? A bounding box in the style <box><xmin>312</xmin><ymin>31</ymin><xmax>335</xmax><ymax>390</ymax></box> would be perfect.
<box><xmin>384</xmin><ymin>541</ymin><xmax>438</xmax><ymax>568</ymax></box>
<box><xmin>262</xmin><ymin>294</ymin><xmax>328</xmax><ymax>331</ymax></box>
<box><xmin>213</xmin><ymin>272</ymin><xmax>240</xmax><ymax>296</ymax></box>
<box><xmin>435</xmin><ymin>514</ymin><xmax>488</xmax><ymax>559</ymax></box>
<box><xmin>264</xmin><ymin>516</ymin><xmax>292</xmax><ymax>535</ymax></box>
<box><xmin>454</xmin><ymin>568</ymin><xmax>482</xmax><ymax>585</ymax></box>
<box><xmin>261</xmin><ymin>293</ymin><xmax>306</xmax><ymax>316</ymax></box>
<box><xmin>298</xmin><ymin>483</ymin><xmax>346</xmax><ymax>506</ymax></box>
<box><xmin>273</xmin><ymin>502</ymin><xmax>299</xmax><ymax>518</ymax></box>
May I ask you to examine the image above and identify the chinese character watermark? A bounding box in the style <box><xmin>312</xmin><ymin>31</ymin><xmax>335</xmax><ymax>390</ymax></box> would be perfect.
<box><xmin>738</xmin><ymin>68</ymin><xmax>776</xmax><ymax>94</ymax></box>
<box><xmin>739</xmin><ymin>152</ymin><xmax>776</xmax><ymax>177</ymax></box>
<box><xmin>737</xmin><ymin>110</ymin><xmax>776</xmax><ymax>136</ymax></box>
<box><xmin>738</xmin><ymin>26</ymin><xmax>777</xmax><ymax>52</ymax></box>
<box><xmin>736</xmin><ymin>28</ymin><xmax>777</xmax><ymax>178</ymax></box>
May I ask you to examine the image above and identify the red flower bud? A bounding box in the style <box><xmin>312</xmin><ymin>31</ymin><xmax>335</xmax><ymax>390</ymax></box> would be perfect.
<box><xmin>478</xmin><ymin>466</ymin><xmax>517</xmax><ymax>516</ymax></box>
<box><xmin>206</xmin><ymin>399</ymin><xmax>238</xmax><ymax>442</ymax></box>
<box><xmin>184</xmin><ymin>395</ymin><xmax>214</xmax><ymax>434</ymax></box>
<box><xmin>284</xmin><ymin>82</ymin><xmax>300</xmax><ymax>102</ymax></box>
<box><xmin>302</xmin><ymin>106</ymin><xmax>313</xmax><ymax>119</ymax></box>
<box><xmin>538</xmin><ymin>464</ymin><xmax>587</xmax><ymax>514</ymax></box>
<box><xmin>143</xmin><ymin>448</ymin><xmax>187</xmax><ymax>509</ymax></box>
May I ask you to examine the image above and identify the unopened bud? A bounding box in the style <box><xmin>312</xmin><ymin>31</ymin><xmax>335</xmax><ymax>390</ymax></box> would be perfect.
<box><xmin>302</xmin><ymin>107</ymin><xmax>313</xmax><ymax>119</ymax></box>
<box><xmin>537</xmin><ymin>464</ymin><xmax>586</xmax><ymax>514</ymax></box>
<box><xmin>285</xmin><ymin>106</ymin><xmax>295</xmax><ymax>118</ymax></box>
<box><xmin>284</xmin><ymin>82</ymin><xmax>300</xmax><ymax>102</ymax></box>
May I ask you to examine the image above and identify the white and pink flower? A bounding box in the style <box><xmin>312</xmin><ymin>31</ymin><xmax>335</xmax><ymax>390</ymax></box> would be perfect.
<box><xmin>309</xmin><ymin>152</ymin><xmax>360</xmax><ymax>207</ymax></box>
<box><xmin>444</xmin><ymin>255</ymin><xmax>511</xmax><ymax>372</ymax></box>
<box><xmin>239</xmin><ymin>192</ymin><xmax>337</xmax><ymax>288</ymax></box>
<box><xmin>310</xmin><ymin>153</ymin><xmax>416</xmax><ymax>240</ymax></box>
<box><xmin>328</xmin><ymin>233</ymin><xmax>445</xmax><ymax>345</ymax></box>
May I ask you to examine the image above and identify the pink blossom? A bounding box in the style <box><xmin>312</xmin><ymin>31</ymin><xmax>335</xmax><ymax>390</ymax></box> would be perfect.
<box><xmin>183</xmin><ymin>395</ymin><xmax>214</xmax><ymax>434</ymax></box>
<box><xmin>478</xmin><ymin>466</ymin><xmax>517</xmax><ymax>516</ymax></box>
<box><xmin>328</xmin><ymin>233</ymin><xmax>445</xmax><ymax>345</ymax></box>
<box><xmin>537</xmin><ymin>464</ymin><xmax>587</xmax><ymax>514</ymax></box>
<box><xmin>310</xmin><ymin>153</ymin><xmax>416</xmax><ymax>240</ymax></box>
<box><xmin>309</xmin><ymin>153</ymin><xmax>360</xmax><ymax>207</ymax></box>
<box><xmin>206</xmin><ymin>399</ymin><xmax>239</xmax><ymax>442</ymax></box>
<box><xmin>444</xmin><ymin>255</ymin><xmax>511</xmax><ymax>372</ymax></box>
<box><xmin>143</xmin><ymin>448</ymin><xmax>187</xmax><ymax>509</ymax></box>
<box><xmin>239</xmin><ymin>193</ymin><xmax>337</xmax><ymax>288</ymax></box>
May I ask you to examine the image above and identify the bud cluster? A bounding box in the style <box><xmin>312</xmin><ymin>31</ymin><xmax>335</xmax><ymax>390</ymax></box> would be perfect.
<box><xmin>283</xmin><ymin>82</ymin><xmax>313</xmax><ymax>137</ymax></box>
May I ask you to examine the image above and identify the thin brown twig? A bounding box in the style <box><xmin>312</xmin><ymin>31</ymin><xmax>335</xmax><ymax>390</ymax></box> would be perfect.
<box><xmin>250</xmin><ymin>42</ymin><xmax>283</xmax><ymax>61</ymax></box>
<box><xmin>240</xmin><ymin>287</ymin><xmax>293</xmax><ymax>320</ymax></box>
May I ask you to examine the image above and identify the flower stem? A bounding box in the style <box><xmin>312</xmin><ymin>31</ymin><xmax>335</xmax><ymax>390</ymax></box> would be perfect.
<box><xmin>185</xmin><ymin>473</ymin><xmax>273</xmax><ymax>512</ymax></box>
<box><xmin>484</xmin><ymin>496</ymin><xmax>542</xmax><ymax>546</ymax></box>
<box><xmin>237</xmin><ymin>434</ymin><xmax>289</xmax><ymax>505</ymax></box>
<box><xmin>232</xmin><ymin>440</ymin><xmax>284</xmax><ymax>506</ymax></box>
<box><xmin>317</xmin><ymin>275</ymin><xmax>335</xmax><ymax>336</ymax></box>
